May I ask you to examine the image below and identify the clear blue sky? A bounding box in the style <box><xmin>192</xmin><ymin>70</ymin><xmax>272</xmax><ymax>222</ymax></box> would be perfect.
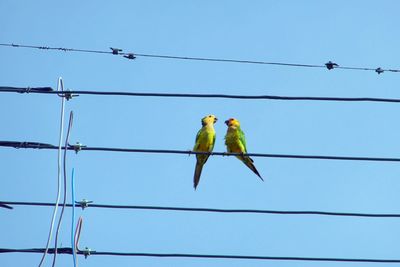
<box><xmin>1</xmin><ymin>1</ymin><xmax>400</xmax><ymax>266</ymax></box>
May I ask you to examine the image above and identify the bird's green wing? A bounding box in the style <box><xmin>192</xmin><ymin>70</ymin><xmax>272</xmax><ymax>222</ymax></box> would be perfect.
<box><xmin>210</xmin><ymin>132</ymin><xmax>216</xmax><ymax>151</ymax></box>
<box><xmin>193</xmin><ymin>128</ymin><xmax>203</xmax><ymax>150</ymax></box>
<box><xmin>238</xmin><ymin>127</ymin><xmax>248</xmax><ymax>153</ymax></box>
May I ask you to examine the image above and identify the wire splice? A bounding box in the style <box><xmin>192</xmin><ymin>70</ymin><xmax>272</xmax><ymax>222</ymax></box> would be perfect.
<box><xmin>82</xmin><ymin>247</ymin><xmax>94</xmax><ymax>259</ymax></box>
<box><xmin>325</xmin><ymin>61</ymin><xmax>339</xmax><ymax>70</ymax></box>
<box><xmin>375</xmin><ymin>67</ymin><xmax>384</xmax><ymax>74</ymax></box>
<box><xmin>123</xmin><ymin>53</ymin><xmax>136</xmax><ymax>60</ymax></box>
<box><xmin>75</xmin><ymin>199</ymin><xmax>93</xmax><ymax>210</ymax></box>
<box><xmin>110</xmin><ymin>47</ymin><xmax>123</xmax><ymax>55</ymax></box>
<box><xmin>70</xmin><ymin>142</ymin><xmax>86</xmax><ymax>154</ymax></box>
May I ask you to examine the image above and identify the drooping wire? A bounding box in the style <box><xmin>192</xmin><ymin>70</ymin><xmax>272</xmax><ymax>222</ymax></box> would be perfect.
<box><xmin>2</xmin><ymin>140</ymin><xmax>400</xmax><ymax>163</ymax></box>
<box><xmin>4</xmin><ymin>86</ymin><xmax>400</xmax><ymax>103</ymax></box>
<box><xmin>52</xmin><ymin>111</ymin><xmax>73</xmax><ymax>267</ymax></box>
<box><xmin>0</xmin><ymin>42</ymin><xmax>399</xmax><ymax>73</ymax></box>
<box><xmin>38</xmin><ymin>78</ymin><xmax>66</xmax><ymax>267</ymax></box>
<box><xmin>3</xmin><ymin>200</ymin><xmax>400</xmax><ymax>218</ymax></box>
<box><xmin>71</xmin><ymin>168</ymin><xmax>77</xmax><ymax>267</ymax></box>
<box><xmin>2</xmin><ymin>247</ymin><xmax>400</xmax><ymax>263</ymax></box>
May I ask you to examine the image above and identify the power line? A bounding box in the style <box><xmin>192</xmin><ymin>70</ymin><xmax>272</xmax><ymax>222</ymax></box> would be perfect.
<box><xmin>2</xmin><ymin>86</ymin><xmax>400</xmax><ymax>103</ymax></box>
<box><xmin>1</xmin><ymin>140</ymin><xmax>400</xmax><ymax>163</ymax></box>
<box><xmin>1</xmin><ymin>43</ymin><xmax>398</xmax><ymax>73</ymax></box>
<box><xmin>1</xmin><ymin>247</ymin><xmax>400</xmax><ymax>263</ymax></box>
<box><xmin>3</xmin><ymin>201</ymin><xmax>400</xmax><ymax>218</ymax></box>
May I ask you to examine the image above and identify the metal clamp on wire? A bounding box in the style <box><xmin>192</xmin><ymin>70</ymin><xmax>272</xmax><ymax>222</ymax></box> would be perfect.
<box><xmin>70</xmin><ymin>142</ymin><xmax>86</xmax><ymax>154</ymax></box>
<box><xmin>123</xmin><ymin>53</ymin><xmax>136</xmax><ymax>60</ymax></box>
<box><xmin>62</xmin><ymin>89</ymin><xmax>79</xmax><ymax>100</ymax></box>
<box><xmin>75</xmin><ymin>199</ymin><xmax>93</xmax><ymax>210</ymax></box>
<box><xmin>375</xmin><ymin>67</ymin><xmax>384</xmax><ymax>74</ymax></box>
<box><xmin>110</xmin><ymin>47</ymin><xmax>123</xmax><ymax>55</ymax></box>
<box><xmin>325</xmin><ymin>61</ymin><xmax>339</xmax><ymax>70</ymax></box>
<box><xmin>81</xmin><ymin>247</ymin><xmax>95</xmax><ymax>259</ymax></box>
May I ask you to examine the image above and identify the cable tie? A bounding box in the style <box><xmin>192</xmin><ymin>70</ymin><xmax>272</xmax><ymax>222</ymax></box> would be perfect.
<box><xmin>123</xmin><ymin>53</ymin><xmax>136</xmax><ymax>60</ymax></box>
<box><xmin>110</xmin><ymin>47</ymin><xmax>123</xmax><ymax>55</ymax></box>
<box><xmin>325</xmin><ymin>61</ymin><xmax>339</xmax><ymax>70</ymax></box>
<box><xmin>70</xmin><ymin>142</ymin><xmax>86</xmax><ymax>154</ymax></box>
<box><xmin>375</xmin><ymin>67</ymin><xmax>384</xmax><ymax>74</ymax></box>
<box><xmin>75</xmin><ymin>199</ymin><xmax>93</xmax><ymax>210</ymax></box>
<box><xmin>81</xmin><ymin>247</ymin><xmax>95</xmax><ymax>259</ymax></box>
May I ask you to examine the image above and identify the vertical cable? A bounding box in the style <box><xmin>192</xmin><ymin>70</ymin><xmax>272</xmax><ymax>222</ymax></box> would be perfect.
<box><xmin>38</xmin><ymin>78</ymin><xmax>66</xmax><ymax>267</ymax></box>
<box><xmin>52</xmin><ymin>111</ymin><xmax>73</xmax><ymax>267</ymax></box>
<box><xmin>74</xmin><ymin>217</ymin><xmax>83</xmax><ymax>267</ymax></box>
<box><xmin>71</xmin><ymin>168</ymin><xmax>76</xmax><ymax>267</ymax></box>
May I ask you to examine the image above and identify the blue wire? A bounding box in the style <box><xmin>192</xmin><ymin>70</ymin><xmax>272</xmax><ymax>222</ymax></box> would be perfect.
<box><xmin>71</xmin><ymin>168</ymin><xmax>76</xmax><ymax>267</ymax></box>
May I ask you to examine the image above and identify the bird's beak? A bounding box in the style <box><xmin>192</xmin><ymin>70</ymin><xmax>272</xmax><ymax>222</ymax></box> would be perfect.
<box><xmin>214</xmin><ymin>117</ymin><xmax>218</xmax><ymax>123</ymax></box>
<box><xmin>225</xmin><ymin>120</ymin><xmax>229</xmax><ymax>125</ymax></box>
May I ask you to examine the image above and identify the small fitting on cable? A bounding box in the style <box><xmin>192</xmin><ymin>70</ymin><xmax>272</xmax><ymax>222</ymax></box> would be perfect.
<box><xmin>123</xmin><ymin>53</ymin><xmax>136</xmax><ymax>60</ymax></box>
<box><xmin>82</xmin><ymin>247</ymin><xmax>95</xmax><ymax>259</ymax></box>
<box><xmin>70</xmin><ymin>142</ymin><xmax>86</xmax><ymax>154</ymax></box>
<box><xmin>110</xmin><ymin>47</ymin><xmax>123</xmax><ymax>55</ymax></box>
<box><xmin>375</xmin><ymin>67</ymin><xmax>384</xmax><ymax>74</ymax></box>
<box><xmin>76</xmin><ymin>199</ymin><xmax>93</xmax><ymax>210</ymax></box>
<box><xmin>62</xmin><ymin>89</ymin><xmax>79</xmax><ymax>101</ymax></box>
<box><xmin>325</xmin><ymin>61</ymin><xmax>339</xmax><ymax>70</ymax></box>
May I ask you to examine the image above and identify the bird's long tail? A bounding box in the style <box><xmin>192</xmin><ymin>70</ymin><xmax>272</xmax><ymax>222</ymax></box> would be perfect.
<box><xmin>193</xmin><ymin>161</ymin><xmax>204</xmax><ymax>190</ymax></box>
<box><xmin>242</xmin><ymin>157</ymin><xmax>263</xmax><ymax>181</ymax></box>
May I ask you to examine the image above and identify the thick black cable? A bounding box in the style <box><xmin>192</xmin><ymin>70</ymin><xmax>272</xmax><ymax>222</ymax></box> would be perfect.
<box><xmin>3</xmin><ymin>86</ymin><xmax>400</xmax><ymax>103</ymax></box>
<box><xmin>1</xmin><ymin>140</ymin><xmax>400</xmax><ymax>163</ymax></box>
<box><xmin>0</xmin><ymin>203</ymin><xmax>13</xmax><ymax>209</ymax></box>
<box><xmin>1</xmin><ymin>43</ymin><xmax>399</xmax><ymax>73</ymax></box>
<box><xmin>1</xmin><ymin>247</ymin><xmax>400</xmax><ymax>263</ymax></box>
<box><xmin>2</xmin><ymin>201</ymin><xmax>400</xmax><ymax>218</ymax></box>
<box><xmin>52</xmin><ymin>111</ymin><xmax>73</xmax><ymax>267</ymax></box>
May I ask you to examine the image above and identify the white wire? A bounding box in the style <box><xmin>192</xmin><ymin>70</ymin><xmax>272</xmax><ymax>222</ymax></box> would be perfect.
<box><xmin>38</xmin><ymin>77</ymin><xmax>66</xmax><ymax>267</ymax></box>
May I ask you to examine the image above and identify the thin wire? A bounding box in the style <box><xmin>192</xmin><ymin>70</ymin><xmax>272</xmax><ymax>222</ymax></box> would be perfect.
<box><xmin>1</xmin><ymin>43</ymin><xmax>399</xmax><ymax>73</ymax></box>
<box><xmin>4</xmin><ymin>86</ymin><xmax>400</xmax><ymax>103</ymax></box>
<box><xmin>1</xmin><ymin>247</ymin><xmax>400</xmax><ymax>263</ymax></box>
<box><xmin>38</xmin><ymin>78</ymin><xmax>66</xmax><ymax>267</ymax></box>
<box><xmin>3</xmin><ymin>201</ymin><xmax>400</xmax><ymax>218</ymax></box>
<box><xmin>52</xmin><ymin>111</ymin><xmax>73</xmax><ymax>267</ymax></box>
<box><xmin>2</xmin><ymin>141</ymin><xmax>400</xmax><ymax>163</ymax></box>
<box><xmin>71</xmin><ymin>168</ymin><xmax>77</xmax><ymax>267</ymax></box>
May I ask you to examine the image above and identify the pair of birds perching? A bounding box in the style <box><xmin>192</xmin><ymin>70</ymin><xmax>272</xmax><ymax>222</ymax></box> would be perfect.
<box><xmin>193</xmin><ymin>114</ymin><xmax>263</xmax><ymax>189</ymax></box>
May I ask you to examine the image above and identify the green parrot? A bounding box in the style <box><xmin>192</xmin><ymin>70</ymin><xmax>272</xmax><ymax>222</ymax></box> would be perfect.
<box><xmin>224</xmin><ymin>118</ymin><xmax>263</xmax><ymax>180</ymax></box>
<box><xmin>193</xmin><ymin>115</ymin><xmax>218</xmax><ymax>189</ymax></box>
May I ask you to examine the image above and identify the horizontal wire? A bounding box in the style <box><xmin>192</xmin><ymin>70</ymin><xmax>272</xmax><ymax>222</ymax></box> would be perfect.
<box><xmin>1</xmin><ymin>43</ymin><xmax>399</xmax><ymax>73</ymax></box>
<box><xmin>1</xmin><ymin>140</ymin><xmax>400</xmax><ymax>163</ymax></box>
<box><xmin>3</xmin><ymin>86</ymin><xmax>400</xmax><ymax>103</ymax></box>
<box><xmin>2</xmin><ymin>201</ymin><xmax>400</xmax><ymax>218</ymax></box>
<box><xmin>1</xmin><ymin>247</ymin><xmax>400</xmax><ymax>263</ymax></box>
